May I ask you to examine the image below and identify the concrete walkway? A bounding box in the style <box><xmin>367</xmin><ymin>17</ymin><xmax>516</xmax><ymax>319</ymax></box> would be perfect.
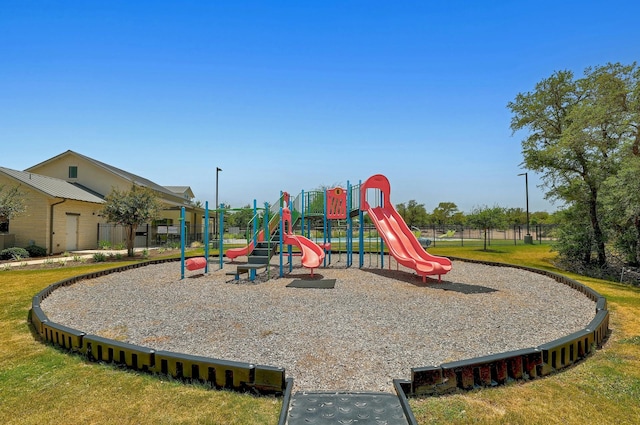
<box><xmin>1</xmin><ymin>248</ymin><xmax>154</xmax><ymax>268</ymax></box>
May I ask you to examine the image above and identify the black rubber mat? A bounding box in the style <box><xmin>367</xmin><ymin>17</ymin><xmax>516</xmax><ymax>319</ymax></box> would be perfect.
<box><xmin>286</xmin><ymin>279</ymin><xmax>336</xmax><ymax>289</ymax></box>
<box><xmin>285</xmin><ymin>392</ymin><xmax>410</xmax><ymax>424</ymax></box>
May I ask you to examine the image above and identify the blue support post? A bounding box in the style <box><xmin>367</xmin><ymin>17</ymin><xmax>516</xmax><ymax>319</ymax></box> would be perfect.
<box><xmin>359</xmin><ymin>180</ymin><xmax>364</xmax><ymax>268</ymax></box>
<box><xmin>264</xmin><ymin>201</ymin><xmax>270</xmax><ymax>281</ymax></box>
<box><xmin>279</xmin><ymin>202</ymin><xmax>284</xmax><ymax>278</ymax></box>
<box><xmin>288</xmin><ymin>196</ymin><xmax>293</xmax><ymax>273</ymax></box>
<box><xmin>347</xmin><ymin>180</ymin><xmax>352</xmax><ymax>267</ymax></box>
<box><xmin>218</xmin><ymin>203</ymin><xmax>224</xmax><ymax>270</ymax></box>
<box><xmin>180</xmin><ymin>206</ymin><xmax>185</xmax><ymax>279</ymax></box>
<box><xmin>301</xmin><ymin>189</ymin><xmax>305</xmax><ymax>237</ymax></box>
<box><xmin>252</xmin><ymin>200</ymin><xmax>258</xmax><ymax>246</ymax></box>
<box><xmin>323</xmin><ymin>189</ymin><xmax>328</xmax><ymax>267</ymax></box>
<box><xmin>379</xmin><ymin>190</ymin><xmax>384</xmax><ymax>269</ymax></box>
<box><xmin>204</xmin><ymin>201</ymin><xmax>209</xmax><ymax>273</ymax></box>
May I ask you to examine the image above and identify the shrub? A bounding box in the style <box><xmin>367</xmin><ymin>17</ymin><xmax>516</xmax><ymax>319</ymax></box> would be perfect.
<box><xmin>25</xmin><ymin>245</ymin><xmax>47</xmax><ymax>258</ymax></box>
<box><xmin>1</xmin><ymin>247</ymin><xmax>30</xmax><ymax>260</ymax></box>
<box><xmin>93</xmin><ymin>252</ymin><xmax>107</xmax><ymax>262</ymax></box>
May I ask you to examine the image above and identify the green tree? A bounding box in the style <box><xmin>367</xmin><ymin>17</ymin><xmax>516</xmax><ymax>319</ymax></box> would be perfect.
<box><xmin>530</xmin><ymin>211</ymin><xmax>551</xmax><ymax>225</ymax></box>
<box><xmin>101</xmin><ymin>185</ymin><xmax>163</xmax><ymax>257</ymax></box>
<box><xmin>396</xmin><ymin>200</ymin><xmax>429</xmax><ymax>228</ymax></box>
<box><xmin>225</xmin><ymin>205</ymin><xmax>258</xmax><ymax>230</ymax></box>
<box><xmin>451</xmin><ymin>211</ymin><xmax>467</xmax><ymax>226</ymax></box>
<box><xmin>504</xmin><ymin>207</ymin><xmax>527</xmax><ymax>226</ymax></box>
<box><xmin>466</xmin><ymin>205</ymin><xmax>506</xmax><ymax>251</ymax></box>
<box><xmin>602</xmin><ymin>156</ymin><xmax>640</xmax><ymax>265</ymax></box>
<box><xmin>508</xmin><ymin>62</ymin><xmax>639</xmax><ymax>268</ymax></box>
<box><xmin>552</xmin><ymin>204</ymin><xmax>595</xmax><ymax>270</ymax></box>
<box><xmin>431</xmin><ymin>202</ymin><xmax>459</xmax><ymax>227</ymax></box>
<box><xmin>0</xmin><ymin>184</ymin><xmax>27</xmax><ymax>228</ymax></box>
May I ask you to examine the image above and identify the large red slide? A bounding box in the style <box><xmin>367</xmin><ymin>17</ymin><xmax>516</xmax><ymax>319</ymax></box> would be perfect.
<box><xmin>361</xmin><ymin>174</ymin><xmax>452</xmax><ymax>282</ymax></box>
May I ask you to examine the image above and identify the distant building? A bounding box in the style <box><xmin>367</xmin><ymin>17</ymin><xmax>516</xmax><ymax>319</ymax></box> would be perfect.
<box><xmin>0</xmin><ymin>150</ymin><xmax>204</xmax><ymax>254</ymax></box>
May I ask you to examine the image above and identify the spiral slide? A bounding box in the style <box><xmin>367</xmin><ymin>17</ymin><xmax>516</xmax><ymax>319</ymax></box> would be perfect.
<box><xmin>361</xmin><ymin>174</ymin><xmax>452</xmax><ymax>282</ymax></box>
<box><xmin>281</xmin><ymin>205</ymin><xmax>325</xmax><ymax>276</ymax></box>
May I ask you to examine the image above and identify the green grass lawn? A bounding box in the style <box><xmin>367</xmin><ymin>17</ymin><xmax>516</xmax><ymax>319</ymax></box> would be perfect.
<box><xmin>1</xmin><ymin>244</ymin><xmax>639</xmax><ymax>424</ymax></box>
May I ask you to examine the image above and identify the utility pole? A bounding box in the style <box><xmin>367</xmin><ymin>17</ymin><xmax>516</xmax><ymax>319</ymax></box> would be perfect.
<box><xmin>518</xmin><ymin>172</ymin><xmax>533</xmax><ymax>244</ymax></box>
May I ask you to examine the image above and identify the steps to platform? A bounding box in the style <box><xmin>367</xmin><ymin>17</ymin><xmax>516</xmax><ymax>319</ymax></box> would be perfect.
<box><xmin>230</xmin><ymin>232</ymin><xmax>280</xmax><ymax>280</ymax></box>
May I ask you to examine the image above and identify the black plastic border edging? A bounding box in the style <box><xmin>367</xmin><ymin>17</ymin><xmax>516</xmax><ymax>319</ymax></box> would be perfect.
<box><xmin>27</xmin><ymin>256</ymin><xmax>287</xmax><ymax>395</ymax></box>
<box><xmin>277</xmin><ymin>378</ymin><xmax>295</xmax><ymax>425</ymax></box>
<box><xmin>28</xmin><ymin>255</ymin><xmax>610</xmax><ymax>400</ymax></box>
<box><xmin>408</xmin><ymin>257</ymin><xmax>610</xmax><ymax>396</ymax></box>
<box><xmin>393</xmin><ymin>379</ymin><xmax>418</xmax><ymax>425</ymax></box>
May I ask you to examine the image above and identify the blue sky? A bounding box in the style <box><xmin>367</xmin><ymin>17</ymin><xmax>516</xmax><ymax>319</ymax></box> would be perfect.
<box><xmin>2</xmin><ymin>1</ymin><xmax>638</xmax><ymax>213</ymax></box>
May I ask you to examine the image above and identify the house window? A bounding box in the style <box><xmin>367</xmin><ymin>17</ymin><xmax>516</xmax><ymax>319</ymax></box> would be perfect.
<box><xmin>68</xmin><ymin>166</ymin><xmax>78</xmax><ymax>179</ymax></box>
<box><xmin>0</xmin><ymin>221</ymin><xmax>8</xmax><ymax>232</ymax></box>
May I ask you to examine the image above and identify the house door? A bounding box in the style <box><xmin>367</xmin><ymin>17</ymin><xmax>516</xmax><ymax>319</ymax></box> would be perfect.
<box><xmin>66</xmin><ymin>214</ymin><xmax>79</xmax><ymax>251</ymax></box>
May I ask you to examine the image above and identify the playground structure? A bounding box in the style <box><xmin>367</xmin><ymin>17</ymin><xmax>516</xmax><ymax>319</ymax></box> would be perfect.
<box><xmin>197</xmin><ymin>174</ymin><xmax>454</xmax><ymax>282</ymax></box>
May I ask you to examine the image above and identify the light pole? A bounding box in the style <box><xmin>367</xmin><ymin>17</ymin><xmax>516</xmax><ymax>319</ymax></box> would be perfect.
<box><xmin>216</xmin><ymin>167</ymin><xmax>222</xmax><ymax>242</ymax></box>
<box><xmin>518</xmin><ymin>172</ymin><xmax>533</xmax><ymax>244</ymax></box>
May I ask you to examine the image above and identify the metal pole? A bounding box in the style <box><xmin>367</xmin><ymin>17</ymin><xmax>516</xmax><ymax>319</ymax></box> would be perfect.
<box><xmin>215</xmin><ymin>167</ymin><xmax>222</xmax><ymax>242</ymax></box>
<box><xmin>518</xmin><ymin>172</ymin><xmax>532</xmax><ymax>244</ymax></box>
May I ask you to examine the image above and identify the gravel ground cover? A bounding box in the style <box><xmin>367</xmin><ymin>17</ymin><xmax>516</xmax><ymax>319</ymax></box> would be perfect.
<box><xmin>41</xmin><ymin>258</ymin><xmax>596</xmax><ymax>392</ymax></box>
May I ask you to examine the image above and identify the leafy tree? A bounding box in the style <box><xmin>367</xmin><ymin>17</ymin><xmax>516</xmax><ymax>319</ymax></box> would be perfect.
<box><xmin>601</xmin><ymin>155</ymin><xmax>640</xmax><ymax>265</ymax></box>
<box><xmin>466</xmin><ymin>205</ymin><xmax>506</xmax><ymax>251</ymax></box>
<box><xmin>396</xmin><ymin>200</ymin><xmax>429</xmax><ymax>228</ymax></box>
<box><xmin>431</xmin><ymin>202</ymin><xmax>459</xmax><ymax>227</ymax></box>
<box><xmin>552</xmin><ymin>203</ymin><xmax>596</xmax><ymax>271</ymax></box>
<box><xmin>101</xmin><ymin>185</ymin><xmax>163</xmax><ymax>256</ymax></box>
<box><xmin>225</xmin><ymin>205</ymin><xmax>258</xmax><ymax>230</ymax></box>
<box><xmin>530</xmin><ymin>211</ymin><xmax>551</xmax><ymax>225</ymax></box>
<box><xmin>508</xmin><ymin>62</ymin><xmax>639</xmax><ymax>268</ymax></box>
<box><xmin>450</xmin><ymin>211</ymin><xmax>467</xmax><ymax>226</ymax></box>
<box><xmin>504</xmin><ymin>207</ymin><xmax>527</xmax><ymax>226</ymax></box>
<box><xmin>0</xmin><ymin>184</ymin><xmax>26</xmax><ymax>229</ymax></box>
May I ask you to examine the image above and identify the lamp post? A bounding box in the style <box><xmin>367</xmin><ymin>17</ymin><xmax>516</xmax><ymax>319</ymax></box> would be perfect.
<box><xmin>216</xmin><ymin>167</ymin><xmax>222</xmax><ymax>242</ymax></box>
<box><xmin>518</xmin><ymin>172</ymin><xmax>533</xmax><ymax>244</ymax></box>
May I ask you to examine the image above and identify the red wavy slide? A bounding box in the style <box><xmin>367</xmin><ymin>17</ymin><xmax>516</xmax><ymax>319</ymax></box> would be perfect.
<box><xmin>361</xmin><ymin>174</ymin><xmax>452</xmax><ymax>282</ymax></box>
<box><xmin>281</xmin><ymin>205</ymin><xmax>325</xmax><ymax>276</ymax></box>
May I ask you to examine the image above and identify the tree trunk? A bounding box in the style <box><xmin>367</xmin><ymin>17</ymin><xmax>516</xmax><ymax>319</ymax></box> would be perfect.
<box><xmin>635</xmin><ymin>215</ymin><xmax>640</xmax><ymax>266</ymax></box>
<box><xmin>126</xmin><ymin>224</ymin><xmax>136</xmax><ymax>257</ymax></box>
<box><xmin>588</xmin><ymin>195</ymin><xmax>607</xmax><ymax>267</ymax></box>
<box><xmin>483</xmin><ymin>228</ymin><xmax>488</xmax><ymax>251</ymax></box>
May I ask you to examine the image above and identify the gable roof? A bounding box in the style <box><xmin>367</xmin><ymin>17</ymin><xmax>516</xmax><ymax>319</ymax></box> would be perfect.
<box><xmin>165</xmin><ymin>186</ymin><xmax>195</xmax><ymax>199</ymax></box>
<box><xmin>0</xmin><ymin>166</ymin><xmax>105</xmax><ymax>204</ymax></box>
<box><xmin>27</xmin><ymin>150</ymin><xmax>181</xmax><ymax>199</ymax></box>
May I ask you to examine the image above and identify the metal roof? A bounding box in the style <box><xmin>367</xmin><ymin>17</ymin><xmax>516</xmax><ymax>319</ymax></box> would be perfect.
<box><xmin>0</xmin><ymin>167</ymin><xmax>105</xmax><ymax>204</ymax></box>
<box><xmin>28</xmin><ymin>150</ymin><xmax>182</xmax><ymax>199</ymax></box>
